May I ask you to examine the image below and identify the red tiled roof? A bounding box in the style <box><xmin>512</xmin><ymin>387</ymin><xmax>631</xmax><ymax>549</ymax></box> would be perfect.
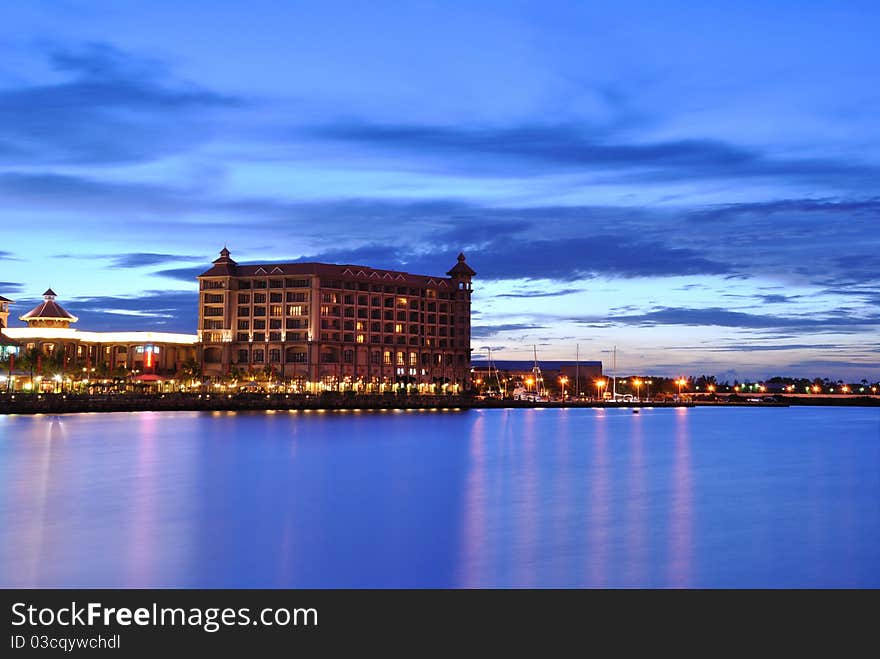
<box><xmin>199</xmin><ymin>261</ymin><xmax>454</xmax><ymax>287</ymax></box>
<box><xmin>20</xmin><ymin>299</ymin><xmax>78</xmax><ymax>322</ymax></box>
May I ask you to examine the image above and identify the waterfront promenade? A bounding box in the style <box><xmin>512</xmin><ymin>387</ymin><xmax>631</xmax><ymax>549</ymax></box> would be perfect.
<box><xmin>0</xmin><ymin>392</ymin><xmax>877</xmax><ymax>414</ymax></box>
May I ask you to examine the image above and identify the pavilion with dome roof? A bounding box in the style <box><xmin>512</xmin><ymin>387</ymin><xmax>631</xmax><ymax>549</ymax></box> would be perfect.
<box><xmin>18</xmin><ymin>289</ymin><xmax>79</xmax><ymax>328</ymax></box>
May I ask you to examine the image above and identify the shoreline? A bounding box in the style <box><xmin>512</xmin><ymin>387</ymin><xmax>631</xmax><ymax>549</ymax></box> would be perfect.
<box><xmin>0</xmin><ymin>393</ymin><xmax>877</xmax><ymax>415</ymax></box>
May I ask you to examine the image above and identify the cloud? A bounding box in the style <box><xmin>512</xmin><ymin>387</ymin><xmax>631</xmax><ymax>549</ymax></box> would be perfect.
<box><xmin>153</xmin><ymin>266</ymin><xmax>206</xmax><ymax>282</ymax></box>
<box><xmin>108</xmin><ymin>252</ymin><xmax>202</xmax><ymax>268</ymax></box>
<box><xmin>600</xmin><ymin>306</ymin><xmax>880</xmax><ymax>333</ymax></box>
<box><xmin>496</xmin><ymin>288</ymin><xmax>583</xmax><ymax>298</ymax></box>
<box><xmin>472</xmin><ymin>323</ymin><xmax>545</xmax><ymax>338</ymax></box>
<box><xmin>305</xmin><ymin>121</ymin><xmax>880</xmax><ymax>186</ymax></box>
<box><xmin>0</xmin><ymin>42</ymin><xmax>240</xmax><ymax>165</ymax></box>
<box><xmin>67</xmin><ymin>290</ymin><xmax>198</xmax><ymax>332</ymax></box>
<box><xmin>0</xmin><ymin>282</ymin><xmax>25</xmax><ymax>294</ymax></box>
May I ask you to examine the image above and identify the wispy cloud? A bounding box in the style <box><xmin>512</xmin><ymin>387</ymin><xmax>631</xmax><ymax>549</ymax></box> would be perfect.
<box><xmin>305</xmin><ymin>121</ymin><xmax>880</xmax><ymax>187</ymax></box>
<box><xmin>0</xmin><ymin>42</ymin><xmax>240</xmax><ymax>165</ymax></box>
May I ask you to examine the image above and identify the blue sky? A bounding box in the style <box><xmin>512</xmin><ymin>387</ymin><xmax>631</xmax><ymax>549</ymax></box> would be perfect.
<box><xmin>1</xmin><ymin>0</ymin><xmax>878</xmax><ymax>380</ymax></box>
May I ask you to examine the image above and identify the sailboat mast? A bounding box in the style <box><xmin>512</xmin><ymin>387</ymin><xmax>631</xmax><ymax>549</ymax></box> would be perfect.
<box><xmin>575</xmin><ymin>343</ymin><xmax>580</xmax><ymax>398</ymax></box>
<box><xmin>612</xmin><ymin>345</ymin><xmax>617</xmax><ymax>398</ymax></box>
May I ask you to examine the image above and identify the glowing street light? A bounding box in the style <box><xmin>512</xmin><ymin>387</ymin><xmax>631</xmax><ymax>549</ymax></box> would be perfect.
<box><xmin>677</xmin><ymin>378</ymin><xmax>686</xmax><ymax>397</ymax></box>
<box><xmin>595</xmin><ymin>379</ymin><xmax>606</xmax><ymax>400</ymax></box>
<box><xmin>633</xmin><ymin>378</ymin><xmax>642</xmax><ymax>401</ymax></box>
<box><xmin>525</xmin><ymin>377</ymin><xmax>535</xmax><ymax>392</ymax></box>
<box><xmin>559</xmin><ymin>376</ymin><xmax>568</xmax><ymax>399</ymax></box>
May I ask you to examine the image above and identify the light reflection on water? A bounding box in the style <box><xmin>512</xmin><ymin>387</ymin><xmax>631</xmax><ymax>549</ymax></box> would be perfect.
<box><xmin>0</xmin><ymin>407</ymin><xmax>878</xmax><ymax>588</ymax></box>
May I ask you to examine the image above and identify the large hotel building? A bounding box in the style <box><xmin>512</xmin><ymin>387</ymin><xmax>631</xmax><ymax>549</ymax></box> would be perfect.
<box><xmin>197</xmin><ymin>248</ymin><xmax>475</xmax><ymax>392</ymax></box>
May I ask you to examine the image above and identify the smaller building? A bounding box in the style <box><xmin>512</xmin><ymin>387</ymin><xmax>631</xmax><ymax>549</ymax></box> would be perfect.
<box><xmin>0</xmin><ymin>289</ymin><xmax>198</xmax><ymax>391</ymax></box>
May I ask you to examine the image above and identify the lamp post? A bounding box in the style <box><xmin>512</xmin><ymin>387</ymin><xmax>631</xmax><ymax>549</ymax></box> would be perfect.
<box><xmin>677</xmin><ymin>378</ymin><xmax>686</xmax><ymax>397</ymax></box>
<box><xmin>595</xmin><ymin>378</ymin><xmax>606</xmax><ymax>401</ymax></box>
<box><xmin>559</xmin><ymin>376</ymin><xmax>568</xmax><ymax>400</ymax></box>
<box><xmin>633</xmin><ymin>378</ymin><xmax>642</xmax><ymax>401</ymax></box>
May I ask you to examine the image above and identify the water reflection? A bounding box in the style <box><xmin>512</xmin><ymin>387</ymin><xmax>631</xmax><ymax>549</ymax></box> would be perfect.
<box><xmin>0</xmin><ymin>407</ymin><xmax>878</xmax><ymax>587</ymax></box>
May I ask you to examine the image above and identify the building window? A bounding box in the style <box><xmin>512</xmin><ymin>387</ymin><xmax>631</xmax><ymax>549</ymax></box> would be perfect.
<box><xmin>269</xmin><ymin>349</ymin><xmax>281</xmax><ymax>362</ymax></box>
<box><xmin>287</xmin><ymin>305</ymin><xmax>304</xmax><ymax>316</ymax></box>
<box><xmin>253</xmin><ymin>319</ymin><xmax>266</xmax><ymax>330</ymax></box>
<box><xmin>343</xmin><ymin>350</ymin><xmax>354</xmax><ymax>363</ymax></box>
<box><xmin>203</xmin><ymin>306</ymin><xmax>224</xmax><ymax>316</ymax></box>
<box><xmin>394</xmin><ymin>323</ymin><xmax>403</xmax><ymax>333</ymax></box>
<box><xmin>237</xmin><ymin>306</ymin><xmax>249</xmax><ymax>317</ymax></box>
<box><xmin>204</xmin><ymin>293</ymin><xmax>224</xmax><ymax>303</ymax></box>
<box><xmin>253</xmin><ymin>349</ymin><xmax>265</xmax><ymax>363</ymax></box>
<box><xmin>203</xmin><ymin>319</ymin><xmax>223</xmax><ymax>330</ymax></box>
<box><xmin>269</xmin><ymin>332</ymin><xmax>282</xmax><ymax>342</ymax></box>
<box><xmin>253</xmin><ymin>306</ymin><xmax>266</xmax><ymax>316</ymax></box>
<box><xmin>269</xmin><ymin>305</ymin><xmax>283</xmax><ymax>316</ymax></box>
<box><xmin>253</xmin><ymin>332</ymin><xmax>265</xmax><ymax>342</ymax></box>
<box><xmin>238</xmin><ymin>293</ymin><xmax>250</xmax><ymax>304</ymax></box>
<box><xmin>253</xmin><ymin>280</ymin><xmax>267</xmax><ymax>289</ymax></box>
<box><xmin>270</xmin><ymin>292</ymin><xmax>283</xmax><ymax>303</ymax></box>
<box><xmin>253</xmin><ymin>293</ymin><xmax>266</xmax><ymax>304</ymax></box>
<box><xmin>269</xmin><ymin>279</ymin><xmax>283</xmax><ymax>289</ymax></box>
<box><xmin>409</xmin><ymin>352</ymin><xmax>417</xmax><ymax>366</ymax></box>
<box><xmin>286</xmin><ymin>292</ymin><xmax>307</xmax><ymax>302</ymax></box>
<box><xmin>356</xmin><ymin>334</ymin><xmax>365</xmax><ymax>344</ymax></box>
<box><xmin>237</xmin><ymin>320</ymin><xmax>249</xmax><ymax>330</ymax></box>
<box><xmin>201</xmin><ymin>280</ymin><xmax>224</xmax><ymax>289</ymax></box>
<box><xmin>383</xmin><ymin>350</ymin><xmax>392</xmax><ymax>365</ymax></box>
<box><xmin>396</xmin><ymin>351</ymin><xmax>405</xmax><ymax>366</ymax></box>
<box><xmin>286</xmin><ymin>278</ymin><xmax>309</xmax><ymax>288</ymax></box>
<box><xmin>321</xmin><ymin>292</ymin><xmax>338</xmax><ymax>303</ymax></box>
<box><xmin>287</xmin><ymin>350</ymin><xmax>307</xmax><ymax>363</ymax></box>
<box><xmin>236</xmin><ymin>332</ymin><xmax>249</xmax><ymax>342</ymax></box>
<box><xmin>237</xmin><ymin>349</ymin><xmax>249</xmax><ymax>363</ymax></box>
<box><xmin>269</xmin><ymin>319</ymin><xmax>282</xmax><ymax>329</ymax></box>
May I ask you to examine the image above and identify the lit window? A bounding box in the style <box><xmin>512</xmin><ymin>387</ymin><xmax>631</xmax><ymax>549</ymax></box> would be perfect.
<box><xmin>396</xmin><ymin>351</ymin><xmax>405</xmax><ymax>366</ymax></box>
<box><xmin>395</xmin><ymin>323</ymin><xmax>403</xmax><ymax>333</ymax></box>
<box><xmin>383</xmin><ymin>351</ymin><xmax>392</xmax><ymax>365</ymax></box>
<box><xmin>356</xmin><ymin>334</ymin><xmax>365</xmax><ymax>343</ymax></box>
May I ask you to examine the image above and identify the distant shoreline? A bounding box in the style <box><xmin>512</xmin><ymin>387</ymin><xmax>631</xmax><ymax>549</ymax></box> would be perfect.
<box><xmin>0</xmin><ymin>393</ymin><xmax>878</xmax><ymax>415</ymax></box>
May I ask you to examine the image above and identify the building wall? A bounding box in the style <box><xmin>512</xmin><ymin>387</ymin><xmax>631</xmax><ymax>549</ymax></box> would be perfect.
<box><xmin>198</xmin><ymin>268</ymin><xmax>473</xmax><ymax>390</ymax></box>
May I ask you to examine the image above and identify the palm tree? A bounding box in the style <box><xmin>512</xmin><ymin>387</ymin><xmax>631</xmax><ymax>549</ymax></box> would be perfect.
<box><xmin>179</xmin><ymin>358</ymin><xmax>202</xmax><ymax>389</ymax></box>
<box><xmin>20</xmin><ymin>347</ymin><xmax>41</xmax><ymax>393</ymax></box>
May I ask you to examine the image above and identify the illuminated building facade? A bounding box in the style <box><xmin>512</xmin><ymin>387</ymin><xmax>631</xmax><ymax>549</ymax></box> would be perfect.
<box><xmin>197</xmin><ymin>248</ymin><xmax>475</xmax><ymax>392</ymax></box>
<box><xmin>0</xmin><ymin>289</ymin><xmax>198</xmax><ymax>389</ymax></box>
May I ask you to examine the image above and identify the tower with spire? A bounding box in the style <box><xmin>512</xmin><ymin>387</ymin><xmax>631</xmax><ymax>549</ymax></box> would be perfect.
<box><xmin>19</xmin><ymin>289</ymin><xmax>79</xmax><ymax>328</ymax></box>
<box><xmin>447</xmin><ymin>253</ymin><xmax>476</xmax><ymax>385</ymax></box>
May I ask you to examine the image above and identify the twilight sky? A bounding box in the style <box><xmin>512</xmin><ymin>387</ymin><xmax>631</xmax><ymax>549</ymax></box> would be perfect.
<box><xmin>1</xmin><ymin>0</ymin><xmax>878</xmax><ymax>380</ymax></box>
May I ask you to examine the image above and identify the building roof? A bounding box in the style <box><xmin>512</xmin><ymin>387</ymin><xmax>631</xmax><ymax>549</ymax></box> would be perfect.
<box><xmin>0</xmin><ymin>332</ymin><xmax>20</xmax><ymax>347</ymax></box>
<box><xmin>19</xmin><ymin>289</ymin><xmax>79</xmax><ymax>323</ymax></box>
<box><xmin>447</xmin><ymin>252</ymin><xmax>476</xmax><ymax>277</ymax></box>
<box><xmin>198</xmin><ymin>248</ymin><xmax>466</xmax><ymax>287</ymax></box>
<box><xmin>0</xmin><ymin>295</ymin><xmax>12</xmax><ymax>302</ymax></box>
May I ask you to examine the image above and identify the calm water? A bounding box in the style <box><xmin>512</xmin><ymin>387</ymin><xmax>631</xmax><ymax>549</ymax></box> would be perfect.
<box><xmin>0</xmin><ymin>407</ymin><xmax>878</xmax><ymax>588</ymax></box>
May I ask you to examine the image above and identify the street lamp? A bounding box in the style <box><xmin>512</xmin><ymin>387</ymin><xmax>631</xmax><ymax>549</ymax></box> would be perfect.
<box><xmin>559</xmin><ymin>376</ymin><xmax>568</xmax><ymax>399</ymax></box>
<box><xmin>646</xmin><ymin>379</ymin><xmax>653</xmax><ymax>401</ymax></box>
<box><xmin>633</xmin><ymin>378</ymin><xmax>642</xmax><ymax>401</ymax></box>
<box><xmin>595</xmin><ymin>379</ymin><xmax>606</xmax><ymax>400</ymax></box>
<box><xmin>677</xmin><ymin>378</ymin><xmax>686</xmax><ymax>397</ymax></box>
